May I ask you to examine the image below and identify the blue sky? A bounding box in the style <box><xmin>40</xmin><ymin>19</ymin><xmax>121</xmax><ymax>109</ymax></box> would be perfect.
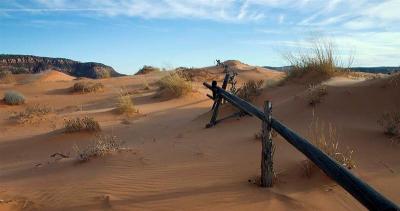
<box><xmin>0</xmin><ymin>0</ymin><xmax>399</xmax><ymax>74</ymax></box>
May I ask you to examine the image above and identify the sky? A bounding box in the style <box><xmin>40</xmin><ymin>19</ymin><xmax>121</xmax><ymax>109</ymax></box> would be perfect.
<box><xmin>0</xmin><ymin>0</ymin><xmax>399</xmax><ymax>74</ymax></box>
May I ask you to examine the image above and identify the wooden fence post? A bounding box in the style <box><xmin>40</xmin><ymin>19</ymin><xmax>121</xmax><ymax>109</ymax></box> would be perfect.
<box><xmin>261</xmin><ymin>100</ymin><xmax>274</xmax><ymax>187</ymax></box>
<box><xmin>206</xmin><ymin>74</ymin><xmax>230</xmax><ymax>128</ymax></box>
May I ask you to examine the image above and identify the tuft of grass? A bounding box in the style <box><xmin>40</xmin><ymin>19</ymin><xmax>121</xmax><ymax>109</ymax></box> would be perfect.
<box><xmin>116</xmin><ymin>93</ymin><xmax>138</xmax><ymax>115</ymax></box>
<box><xmin>3</xmin><ymin>91</ymin><xmax>26</xmax><ymax>105</ymax></box>
<box><xmin>307</xmin><ymin>84</ymin><xmax>328</xmax><ymax>106</ymax></box>
<box><xmin>10</xmin><ymin>104</ymin><xmax>52</xmax><ymax>124</ymax></box>
<box><xmin>72</xmin><ymin>81</ymin><xmax>104</xmax><ymax>93</ymax></box>
<box><xmin>157</xmin><ymin>72</ymin><xmax>192</xmax><ymax>97</ymax></box>
<box><xmin>0</xmin><ymin>70</ymin><xmax>15</xmax><ymax>83</ymax></box>
<box><xmin>378</xmin><ymin>111</ymin><xmax>400</xmax><ymax>138</ymax></box>
<box><xmin>284</xmin><ymin>39</ymin><xmax>351</xmax><ymax>82</ymax></box>
<box><xmin>302</xmin><ymin>118</ymin><xmax>355</xmax><ymax>177</ymax></box>
<box><xmin>237</xmin><ymin>80</ymin><xmax>264</xmax><ymax>102</ymax></box>
<box><xmin>64</xmin><ymin>116</ymin><xmax>101</xmax><ymax>133</ymax></box>
<box><xmin>73</xmin><ymin>134</ymin><xmax>123</xmax><ymax>162</ymax></box>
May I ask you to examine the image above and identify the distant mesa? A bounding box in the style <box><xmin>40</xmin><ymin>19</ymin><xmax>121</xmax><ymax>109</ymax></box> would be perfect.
<box><xmin>0</xmin><ymin>54</ymin><xmax>123</xmax><ymax>79</ymax></box>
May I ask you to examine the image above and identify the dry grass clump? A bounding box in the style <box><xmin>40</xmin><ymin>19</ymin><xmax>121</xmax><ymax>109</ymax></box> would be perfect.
<box><xmin>307</xmin><ymin>84</ymin><xmax>328</xmax><ymax>106</ymax></box>
<box><xmin>378</xmin><ymin>111</ymin><xmax>400</xmax><ymax>142</ymax></box>
<box><xmin>284</xmin><ymin>39</ymin><xmax>350</xmax><ymax>83</ymax></box>
<box><xmin>64</xmin><ymin>116</ymin><xmax>101</xmax><ymax>133</ymax></box>
<box><xmin>72</xmin><ymin>81</ymin><xmax>104</xmax><ymax>93</ymax></box>
<box><xmin>302</xmin><ymin>119</ymin><xmax>355</xmax><ymax>177</ymax></box>
<box><xmin>0</xmin><ymin>70</ymin><xmax>14</xmax><ymax>83</ymax></box>
<box><xmin>157</xmin><ymin>72</ymin><xmax>192</xmax><ymax>97</ymax></box>
<box><xmin>237</xmin><ymin>80</ymin><xmax>264</xmax><ymax>102</ymax></box>
<box><xmin>10</xmin><ymin>104</ymin><xmax>52</xmax><ymax>124</ymax></box>
<box><xmin>3</xmin><ymin>91</ymin><xmax>26</xmax><ymax>105</ymax></box>
<box><xmin>73</xmin><ymin>134</ymin><xmax>123</xmax><ymax>162</ymax></box>
<box><xmin>116</xmin><ymin>93</ymin><xmax>138</xmax><ymax>115</ymax></box>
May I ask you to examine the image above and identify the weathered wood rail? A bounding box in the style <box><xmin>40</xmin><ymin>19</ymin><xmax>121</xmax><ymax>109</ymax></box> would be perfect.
<box><xmin>203</xmin><ymin>73</ymin><xmax>399</xmax><ymax>211</ymax></box>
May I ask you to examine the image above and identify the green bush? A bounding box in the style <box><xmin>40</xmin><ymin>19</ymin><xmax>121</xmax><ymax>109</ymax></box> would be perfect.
<box><xmin>3</xmin><ymin>91</ymin><xmax>25</xmax><ymax>105</ymax></box>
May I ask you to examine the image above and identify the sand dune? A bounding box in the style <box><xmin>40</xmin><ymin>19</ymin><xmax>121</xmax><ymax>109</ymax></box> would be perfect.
<box><xmin>0</xmin><ymin>65</ymin><xmax>399</xmax><ymax>210</ymax></box>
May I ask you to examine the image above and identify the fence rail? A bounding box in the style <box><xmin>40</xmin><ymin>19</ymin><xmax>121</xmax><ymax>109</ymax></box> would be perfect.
<box><xmin>203</xmin><ymin>76</ymin><xmax>399</xmax><ymax>211</ymax></box>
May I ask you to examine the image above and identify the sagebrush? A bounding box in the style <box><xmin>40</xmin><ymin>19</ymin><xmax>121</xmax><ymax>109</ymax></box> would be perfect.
<box><xmin>64</xmin><ymin>116</ymin><xmax>101</xmax><ymax>133</ymax></box>
<box><xmin>3</xmin><ymin>91</ymin><xmax>25</xmax><ymax>105</ymax></box>
<box><xmin>73</xmin><ymin>134</ymin><xmax>123</xmax><ymax>162</ymax></box>
<box><xmin>72</xmin><ymin>81</ymin><xmax>104</xmax><ymax>93</ymax></box>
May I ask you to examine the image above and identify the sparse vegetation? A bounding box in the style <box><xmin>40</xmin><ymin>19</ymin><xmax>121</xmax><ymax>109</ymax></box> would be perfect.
<box><xmin>64</xmin><ymin>116</ymin><xmax>101</xmax><ymax>133</ymax></box>
<box><xmin>136</xmin><ymin>65</ymin><xmax>160</xmax><ymax>75</ymax></box>
<box><xmin>307</xmin><ymin>84</ymin><xmax>328</xmax><ymax>106</ymax></box>
<box><xmin>388</xmin><ymin>73</ymin><xmax>400</xmax><ymax>87</ymax></box>
<box><xmin>116</xmin><ymin>93</ymin><xmax>138</xmax><ymax>115</ymax></box>
<box><xmin>0</xmin><ymin>70</ymin><xmax>14</xmax><ymax>83</ymax></box>
<box><xmin>95</xmin><ymin>69</ymin><xmax>111</xmax><ymax>79</ymax></box>
<box><xmin>284</xmin><ymin>39</ymin><xmax>351</xmax><ymax>82</ymax></box>
<box><xmin>378</xmin><ymin>111</ymin><xmax>400</xmax><ymax>139</ymax></box>
<box><xmin>157</xmin><ymin>72</ymin><xmax>192</xmax><ymax>97</ymax></box>
<box><xmin>72</xmin><ymin>81</ymin><xmax>104</xmax><ymax>93</ymax></box>
<box><xmin>73</xmin><ymin>134</ymin><xmax>123</xmax><ymax>162</ymax></box>
<box><xmin>237</xmin><ymin>80</ymin><xmax>264</xmax><ymax>102</ymax></box>
<box><xmin>3</xmin><ymin>91</ymin><xmax>26</xmax><ymax>105</ymax></box>
<box><xmin>10</xmin><ymin>104</ymin><xmax>52</xmax><ymax>124</ymax></box>
<box><xmin>302</xmin><ymin>119</ymin><xmax>355</xmax><ymax>177</ymax></box>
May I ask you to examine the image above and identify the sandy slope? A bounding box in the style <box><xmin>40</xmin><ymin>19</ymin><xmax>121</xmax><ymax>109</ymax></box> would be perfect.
<box><xmin>0</xmin><ymin>66</ymin><xmax>399</xmax><ymax>210</ymax></box>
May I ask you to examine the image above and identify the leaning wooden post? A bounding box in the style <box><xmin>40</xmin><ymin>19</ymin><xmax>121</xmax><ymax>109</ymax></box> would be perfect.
<box><xmin>206</xmin><ymin>74</ymin><xmax>230</xmax><ymax>128</ymax></box>
<box><xmin>261</xmin><ymin>100</ymin><xmax>274</xmax><ymax>187</ymax></box>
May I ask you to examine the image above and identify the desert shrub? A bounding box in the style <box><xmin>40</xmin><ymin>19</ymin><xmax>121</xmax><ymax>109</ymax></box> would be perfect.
<box><xmin>307</xmin><ymin>84</ymin><xmax>328</xmax><ymax>106</ymax></box>
<box><xmin>0</xmin><ymin>70</ymin><xmax>14</xmax><ymax>83</ymax></box>
<box><xmin>157</xmin><ymin>72</ymin><xmax>192</xmax><ymax>97</ymax></box>
<box><xmin>303</xmin><ymin>119</ymin><xmax>355</xmax><ymax>177</ymax></box>
<box><xmin>72</xmin><ymin>81</ymin><xmax>104</xmax><ymax>93</ymax></box>
<box><xmin>116</xmin><ymin>94</ymin><xmax>138</xmax><ymax>115</ymax></box>
<box><xmin>64</xmin><ymin>116</ymin><xmax>101</xmax><ymax>133</ymax></box>
<box><xmin>73</xmin><ymin>134</ymin><xmax>123</xmax><ymax>162</ymax></box>
<box><xmin>136</xmin><ymin>65</ymin><xmax>160</xmax><ymax>75</ymax></box>
<box><xmin>388</xmin><ymin>73</ymin><xmax>400</xmax><ymax>87</ymax></box>
<box><xmin>10</xmin><ymin>104</ymin><xmax>52</xmax><ymax>124</ymax></box>
<box><xmin>378</xmin><ymin>111</ymin><xmax>400</xmax><ymax>137</ymax></box>
<box><xmin>95</xmin><ymin>70</ymin><xmax>111</xmax><ymax>79</ymax></box>
<box><xmin>237</xmin><ymin>80</ymin><xmax>264</xmax><ymax>102</ymax></box>
<box><xmin>3</xmin><ymin>91</ymin><xmax>26</xmax><ymax>105</ymax></box>
<box><xmin>284</xmin><ymin>39</ymin><xmax>351</xmax><ymax>82</ymax></box>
